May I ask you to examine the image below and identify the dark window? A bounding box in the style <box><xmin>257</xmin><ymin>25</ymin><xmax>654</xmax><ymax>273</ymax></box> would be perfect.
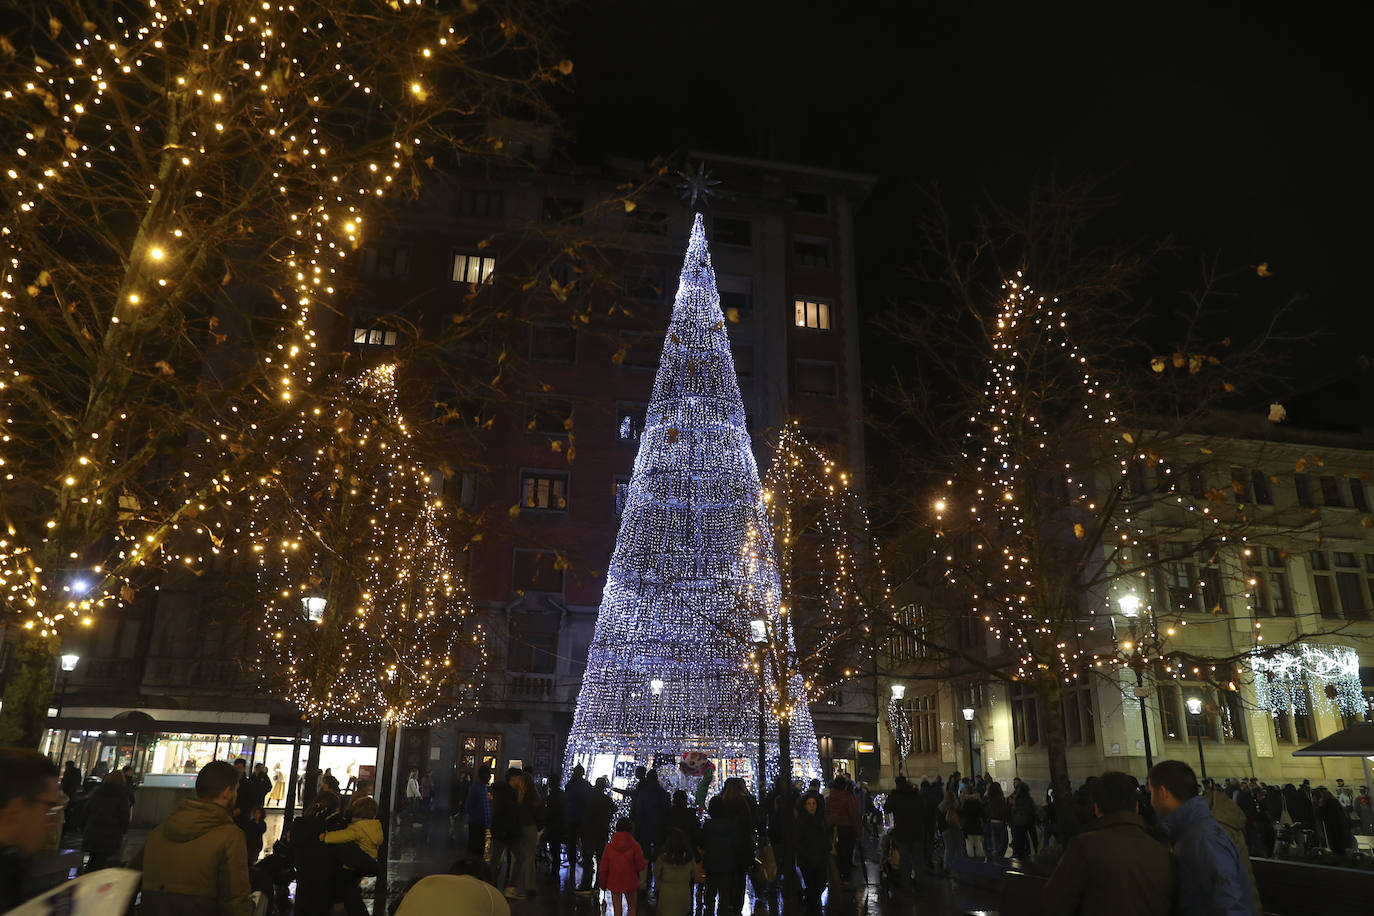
<box><xmin>1273</xmin><ymin>710</ymin><xmax>1293</xmax><ymax>743</ymax></box>
<box><xmin>434</xmin><ymin>389</ymin><xmax>490</xmax><ymax>429</ymax></box>
<box><xmin>1184</xmin><ymin>691</ymin><xmax>1215</xmax><ymax>739</ymax></box>
<box><xmin>452</xmin><ymin>252</ymin><xmax>496</xmax><ymax>285</ymax></box>
<box><xmin>795</xmin><ymin>360</ymin><xmax>839</xmax><ymax>397</ymax></box>
<box><xmin>1129</xmin><ymin>461</ymin><xmax>1152</xmax><ymax>499</ymax></box>
<box><xmin>542</xmin><ymin>196</ymin><xmax>583</xmax><ymax>224</ymax></box>
<box><xmin>442</xmin><ymin>318</ymin><xmax>491</xmax><ymax>358</ymax></box>
<box><xmin>623</xmin><ymin>266</ymin><xmax>666</xmax><ymax>301</ymax></box>
<box><xmin>628</xmin><ymin>207</ymin><xmax>668</xmax><ymax>235</ymax></box>
<box><xmin>507</xmin><ymin>611</ymin><xmax>559</xmax><ymax>672</ymax></box>
<box><xmin>359</xmin><ymin>244</ymin><xmax>410</xmax><ymax>278</ymax></box>
<box><xmin>1294</xmin><ymin>704</ymin><xmax>1313</xmax><ymax>742</ymax></box>
<box><xmin>1230</xmin><ymin>468</ymin><xmax>1251</xmax><ymax>503</ymax></box>
<box><xmin>792</xmin><ymin>237</ymin><xmax>831</xmax><ymax>269</ymax></box>
<box><xmin>1220</xmin><ymin>688</ymin><xmax>1246</xmax><ymax>741</ymax></box>
<box><xmin>618</xmin><ymin>331</ymin><xmax>664</xmax><ymax>369</ymax></box>
<box><xmin>713</xmin><ymin>216</ymin><xmax>752</xmax><ymax>247</ymax></box>
<box><xmin>458</xmin><ymin>188</ymin><xmax>503</xmax><ymax>218</ymax></box>
<box><xmin>1319</xmin><ymin>475</ymin><xmax>1344</xmax><ymax>507</ymax></box>
<box><xmin>1352</xmin><ymin>479</ymin><xmax>1370</xmax><ymax>511</ymax></box>
<box><xmin>1246</xmin><ymin>547</ymin><xmax>1293</xmax><ymax>617</ymax></box>
<box><xmin>1187</xmin><ymin>465</ymin><xmax>1208</xmax><ymax>499</ymax></box>
<box><xmin>1295</xmin><ymin>473</ymin><xmax>1313</xmax><ymax>507</ymax></box>
<box><xmin>1334</xmin><ymin>553</ymin><xmax>1368</xmax><ymax>619</ymax></box>
<box><xmin>615</xmin><ymin>402</ymin><xmax>647</xmax><ymax>442</ymax></box>
<box><xmin>520</xmin><ymin>470</ymin><xmax>569</xmax><ymax>512</ymax></box>
<box><xmin>718</xmin><ymin>275</ymin><xmax>753</xmax><ymax>324</ymax></box>
<box><xmin>445</xmin><ymin>468</ymin><xmax>479</xmax><ymax>509</ymax></box>
<box><xmin>1159</xmin><ymin>683</ymin><xmax>1182</xmax><ymax>740</ymax></box>
<box><xmin>529</xmin><ymin>324</ymin><xmax>577</xmax><ymax>363</ymax></box>
<box><xmin>1251</xmin><ymin>470</ymin><xmax>1273</xmax><ymax>505</ymax></box>
<box><xmin>525</xmin><ymin>396</ymin><xmax>573</xmax><ymax>437</ymax></box>
<box><xmin>732</xmin><ymin>344</ymin><xmax>754</xmax><ymax>380</ymax></box>
<box><xmin>511</xmin><ymin>550</ymin><xmax>564</xmax><ymax>596</ymax></box>
<box><xmin>1160</xmin><ymin>544</ymin><xmax>1227</xmax><ymax>615</ymax></box>
<box><xmin>1011</xmin><ymin>685</ymin><xmax>1040</xmax><ymax>747</ymax></box>
<box><xmin>793</xmin><ymin>191</ymin><xmax>829</xmax><ymax>215</ymax></box>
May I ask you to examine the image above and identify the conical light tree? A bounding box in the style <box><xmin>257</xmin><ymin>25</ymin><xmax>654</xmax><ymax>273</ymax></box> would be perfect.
<box><xmin>252</xmin><ymin>364</ymin><xmax>483</xmax><ymax>770</ymax></box>
<box><xmin>565</xmin><ymin>215</ymin><xmax>820</xmax><ymax>792</ymax></box>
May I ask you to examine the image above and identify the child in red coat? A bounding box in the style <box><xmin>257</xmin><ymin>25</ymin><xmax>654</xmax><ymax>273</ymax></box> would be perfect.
<box><xmin>599</xmin><ymin>817</ymin><xmax>647</xmax><ymax>916</ymax></box>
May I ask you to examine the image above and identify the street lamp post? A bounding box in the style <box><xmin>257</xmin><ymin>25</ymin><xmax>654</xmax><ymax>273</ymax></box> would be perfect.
<box><xmin>962</xmin><ymin>706</ymin><xmax>975</xmax><ymax>776</ymax></box>
<box><xmin>56</xmin><ymin>653</ymin><xmax>80</xmax><ymax>717</ymax></box>
<box><xmin>1185</xmin><ymin>696</ymin><xmax>1208</xmax><ymax>780</ymax></box>
<box><xmin>751</xmin><ymin>618</ymin><xmax>768</xmax><ymax>799</ymax></box>
<box><xmin>1118</xmin><ymin>594</ymin><xmax>1154</xmax><ymax>772</ymax></box>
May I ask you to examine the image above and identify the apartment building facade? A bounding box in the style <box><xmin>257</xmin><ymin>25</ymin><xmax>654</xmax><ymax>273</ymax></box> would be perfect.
<box><xmin>882</xmin><ymin>421</ymin><xmax>1374</xmax><ymax>792</ymax></box>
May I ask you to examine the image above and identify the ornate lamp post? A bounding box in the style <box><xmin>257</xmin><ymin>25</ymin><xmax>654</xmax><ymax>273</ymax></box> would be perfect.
<box><xmin>1118</xmin><ymin>594</ymin><xmax>1154</xmax><ymax>771</ymax></box>
<box><xmin>889</xmin><ymin>684</ymin><xmax>907</xmax><ymax>777</ymax></box>
<box><xmin>751</xmin><ymin>617</ymin><xmax>768</xmax><ymax>798</ymax></box>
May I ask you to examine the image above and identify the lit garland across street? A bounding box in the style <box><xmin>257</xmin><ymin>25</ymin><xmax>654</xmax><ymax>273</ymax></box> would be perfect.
<box><xmin>564</xmin><ymin>215</ymin><xmax>819</xmax><ymax>788</ymax></box>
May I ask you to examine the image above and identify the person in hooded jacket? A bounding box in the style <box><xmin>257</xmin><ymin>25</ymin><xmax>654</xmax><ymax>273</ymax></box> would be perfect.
<box><xmin>81</xmin><ymin>769</ymin><xmax>131</xmax><ymax>871</ymax></box>
<box><xmin>291</xmin><ymin>792</ymin><xmax>347</xmax><ymax>916</ymax></box>
<box><xmin>129</xmin><ymin>760</ymin><xmax>253</xmax><ymax>916</ymax></box>
<box><xmin>1202</xmin><ymin>785</ymin><xmax>1262</xmax><ymax>915</ymax></box>
<box><xmin>563</xmin><ymin>765</ymin><xmax>592</xmax><ymax>884</ymax></box>
<box><xmin>825</xmin><ymin>777</ymin><xmax>860</xmax><ymax>887</ymax></box>
<box><xmin>794</xmin><ymin>792</ymin><xmax>831</xmax><ymax>916</ymax></box>
<box><xmin>1149</xmin><ymin>761</ymin><xmax>1252</xmax><ymax>916</ymax></box>
<box><xmin>486</xmin><ymin>768</ymin><xmax>523</xmax><ymax>898</ymax></box>
<box><xmin>630</xmin><ymin>768</ymin><xmax>671</xmax><ymax>868</ymax></box>
<box><xmin>701</xmin><ymin>792</ymin><xmax>752</xmax><ymax>916</ymax></box>
<box><xmin>600</xmin><ymin>816</ymin><xmax>647</xmax><ymax>916</ymax></box>
<box><xmin>577</xmin><ymin>777</ymin><xmax>617</xmax><ymax>894</ymax></box>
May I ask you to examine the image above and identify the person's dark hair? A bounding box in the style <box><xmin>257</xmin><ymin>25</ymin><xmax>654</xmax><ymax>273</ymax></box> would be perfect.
<box><xmin>643</xmin><ymin>768</ymin><xmax>660</xmax><ymax>785</ymax></box>
<box><xmin>1149</xmin><ymin>760</ymin><xmax>1199</xmax><ymax>803</ymax></box>
<box><xmin>307</xmin><ymin>792</ymin><xmax>340</xmax><ymax>817</ymax></box>
<box><xmin>505</xmin><ymin>767</ymin><xmax>523</xmax><ymax>782</ymax></box>
<box><xmin>661</xmin><ymin>828</ymin><xmax>690</xmax><ymax>860</ymax></box>
<box><xmin>0</xmin><ymin>749</ymin><xmax>58</xmax><ymax>809</ymax></box>
<box><xmin>477</xmin><ymin>764</ymin><xmax>491</xmax><ymax>780</ymax></box>
<box><xmin>349</xmin><ymin>796</ymin><xmax>379</xmax><ymax>819</ymax></box>
<box><xmin>986</xmin><ymin>781</ymin><xmax>1004</xmax><ymax>801</ymax></box>
<box><xmin>894</xmin><ymin>775</ymin><xmax>909</xmax><ymax>789</ymax></box>
<box><xmin>672</xmin><ymin>789</ymin><xmax>688</xmax><ymax>807</ymax></box>
<box><xmin>234</xmin><ymin>758</ymin><xmax>247</xmax><ymax>767</ymax></box>
<box><xmin>1091</xmin><ymin>772</ymin><xmax>1139</xmax><ymax>815</ymax></box>
<box><xmin>195</xmin><ymin>760</ymin><xmax>240</xmax><ymax>800</ymax></box>
<box><xmin>830</xmin><ymin>776</ymin><xmax>847</xmax><ymax>791</ymax></box>
<box><xmin>595</xmin><ymin>776</ymin><xmax>609</xmax><ymax>790</ymax></box>
<box><xmin>104</xmin><ymin>770</ymin><xmax>126</xmax><ymax>787</ymax></box>
<box><xmin>615</xmin><ymin>816</ymin><xmax>633</xmax><ymax>833</ymax></box>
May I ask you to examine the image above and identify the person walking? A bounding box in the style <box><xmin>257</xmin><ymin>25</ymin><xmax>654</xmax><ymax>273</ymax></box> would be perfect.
<box><xmin>960</xmin><ymin>785</ymin><xmax>986</xmax><ymax>858</ymax></box>
<box><xmin>563</xmin><ymin>765</ymin><xmax>591</xmax><ymax>886</ymax></box>
<box><xmin>937</xmin><ymin>789</ymin><xmax>964</xmax><ymax>872</ymax></box>
<box><xmin>653</xmin><ymin>828</ymin><xmax>698</xmax><ymax>916</ymax></box>
<box><xmin>599</xmin><ymin>817</ymin><xmax>647</xmax><ymax>916</ymax></box>
<box><xmin>543</xmin><ymin>769</ymin><xmax>565</xmax><ymax>882</ymax></box>
<box><xmin>701</xmin><ymin>793</ymin><xmax>752</xmax><ymax>916</ymax></box>
<box><xmin>60</xmin><ymin>761</ymin><xmax>82</xmax><ymax>804</ymax></box>
<box><xmin>1148</xmin><ymin>761</ymin><xmax>1253</xmax><ymax>916</ymax></box>
<box><xmin>1203</xmin><ymin>783</ymin><xmax>1263</xmax><ymax>914</ymax></box>
<box><xmin>984</xmin><ymin>781</ymin><xmax>1010</xmax><ymax>859</ymax></box>
<box><xmin>487</xmin><ymin>768</ymin><xmax>523</xmax><ymax>898</ymax></box>
<box><xmin>885</xmin><ymin>776</ymin><xmax>927</xmax><ymax>888</ymax></box>
<box><xmin>465</xmin><ymin>765</ymin><xmax>492</xmax><ymax>860</ymax></box>
<box><xmin>129</xmin><ymin>760</ymin><xmax>253</xmax><ymax>916</ymax></box>
<box><xmin>630</xmin><ymin>768</ymin><xmax>671</xmax><ymax>867</ymax></box>
<box><xmin>512</xmin><ymin>772</ymin><xmax>544</xmax><ymax>896</ymax></box>
<box><xmin>1042</xmin><ymin>772</ymin><xmax>1175</xmax><ymax>916</ymax></box>
<box><xmin>291</xmin><ymin>791</ymin><xmax>346</xmax><ymax>916</ymax></box>
<box><xmin>1011</xmin><ymin>782</ymin><xmax>1037</xmax><ymax>859</ymax></box>
<box><xmin>795</xmin><ymin>792</ymin><xmax>831</xmax><ymax>916</ymax></box>
<box><xmin>1317</xmin><ymin>787</ymin><xmax>1353</xmax><ymax>854</ymax></box>
<box><xmin>81</xmin><ymin>769</ymin><xmax>132</xmax><ymax>871</ymax></box>
<box><xmin>825</xmin><ymin>777</ymin><xmax>860</xmax><ymax>888</ymax></box>
<box><xmin>576</xmin><ymin>777</ymin><xmax>616</xmax><ymax>895</ymax></box>
<box><xmin>1357</xmin><ymin>786</ymin><xmax>1374</xmax><ymax>836</ymax></box>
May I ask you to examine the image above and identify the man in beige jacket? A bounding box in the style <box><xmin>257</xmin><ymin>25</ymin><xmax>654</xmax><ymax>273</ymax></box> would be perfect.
<box><xmin>130</xmin><ymin>760</ymin><xmax>253</xmax><ymax>916</ymax></box>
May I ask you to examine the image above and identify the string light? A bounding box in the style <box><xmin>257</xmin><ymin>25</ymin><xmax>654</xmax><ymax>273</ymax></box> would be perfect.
<box><xmin>1251</xmin><ymin>645</ymin><xmax>1363</xmax><ymax>717</ymax></box>
<box><xmin>565</xmin><ymin>214</ymin><xmax>821</xmax><ymax>788</ymax></box>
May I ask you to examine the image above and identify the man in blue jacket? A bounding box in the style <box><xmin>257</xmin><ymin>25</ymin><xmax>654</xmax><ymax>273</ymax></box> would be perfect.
<box><xmin>1148</xmin><ymin>760</ymin><xmax>1253</xmax><ymax>916</ymax></box>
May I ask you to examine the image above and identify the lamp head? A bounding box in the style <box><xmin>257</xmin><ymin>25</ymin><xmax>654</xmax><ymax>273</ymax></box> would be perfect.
<box><xmin>1185</xmin><ymin>696</ymin><xmax>1203</xmax><ymax>716</ymax></box>
<box><xmin>962</xmin><ymin>707</ymin><xmax>975</xmax><ymax>722</ymax></box>
<box><xmin>890</xmin><ymin>684</ymin><xmax>906</xmax><ymax>700</ymax></box>
<box><xmin>60</xmin><ymin>653</ymin><xmax>80</xmax><ymax>672</ymax></box>
<box><xmin>1117</xmin><ymin>594</ymin><xmax>1141</xmax><ymax>617</ymax></box>
<box><xmin>302</xmin><ymin>595</ymin><xmax>327</xmax><ymax>622</ymax></box>
<box><xmin>649</xmin><ymin>677</ymin><xmax>664</xmax><ymax>696</ymax></box>
<box><xmin>749</xmin><ymin>618</ymin><xmax>767</xmax><ymax>644</ymax></box>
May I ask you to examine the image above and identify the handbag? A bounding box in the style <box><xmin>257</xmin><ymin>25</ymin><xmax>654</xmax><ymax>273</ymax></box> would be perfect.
<box><xmin>757</xmin><ymin>843</ymin><xmax>777</xmax><ymax>883</ymax></box>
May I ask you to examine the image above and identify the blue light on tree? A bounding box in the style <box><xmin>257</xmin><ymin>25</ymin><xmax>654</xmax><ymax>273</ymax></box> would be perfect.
<box><xmin>564</xmin><ymin>214</ymin><xmax>820</xmax><ymax>791</ymax></box>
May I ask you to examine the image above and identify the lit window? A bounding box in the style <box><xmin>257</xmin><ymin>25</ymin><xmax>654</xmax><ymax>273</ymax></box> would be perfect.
<box><xmin>794</xmin><ymin>298</ymin><xmax>831</xmax><ymax>330</ymax></box>
<box><xmin>452</xmin><ymin>253</ymin><xmax>496</xmax><ymax>285</ymax></box>
<box><xmin>520</xmin><ymin>471</ymin><xmax>569</xmax><ymax>512</ymax></box>
<box><xmin>352</xmin><ymin>327</ymin><xmax>397</xmax><ymax>347</ymax></box>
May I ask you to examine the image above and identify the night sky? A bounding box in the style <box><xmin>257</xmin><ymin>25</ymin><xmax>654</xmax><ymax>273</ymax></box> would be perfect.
<box><xmin>558</xmin><ymin>1</ymin><xmax>1372</xmax><ymax>429</ymax></box>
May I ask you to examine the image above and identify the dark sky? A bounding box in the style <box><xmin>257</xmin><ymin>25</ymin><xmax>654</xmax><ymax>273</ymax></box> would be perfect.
<box><xmin>558</xmin><ymin>1</ymin><xmax>1372</xmax><ymax>427</ymax></box>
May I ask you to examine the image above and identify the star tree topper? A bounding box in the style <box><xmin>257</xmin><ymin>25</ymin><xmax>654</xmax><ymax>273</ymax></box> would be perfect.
<box><xmin>676</xmin><ymin>161</ymin><xmax>721</xmax><ymax>209</ymax></box>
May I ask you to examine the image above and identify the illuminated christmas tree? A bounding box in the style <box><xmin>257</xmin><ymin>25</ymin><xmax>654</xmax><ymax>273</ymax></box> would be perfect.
<box><xmin>252</xmin><ymin>364</ymin><xmax>484</xmax><ymax>730</ymax></box>
<box><xmin>565</xmin><ymin>215</ymin><xmax>820</xmax><ymax>790</ymax></box>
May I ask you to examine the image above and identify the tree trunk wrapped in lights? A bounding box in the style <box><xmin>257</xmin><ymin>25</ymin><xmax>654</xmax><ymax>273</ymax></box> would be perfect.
<box><xmin>564</xmin><ymin>215</ymin><xmax>820</xmax><ymax>791</ymax></box>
